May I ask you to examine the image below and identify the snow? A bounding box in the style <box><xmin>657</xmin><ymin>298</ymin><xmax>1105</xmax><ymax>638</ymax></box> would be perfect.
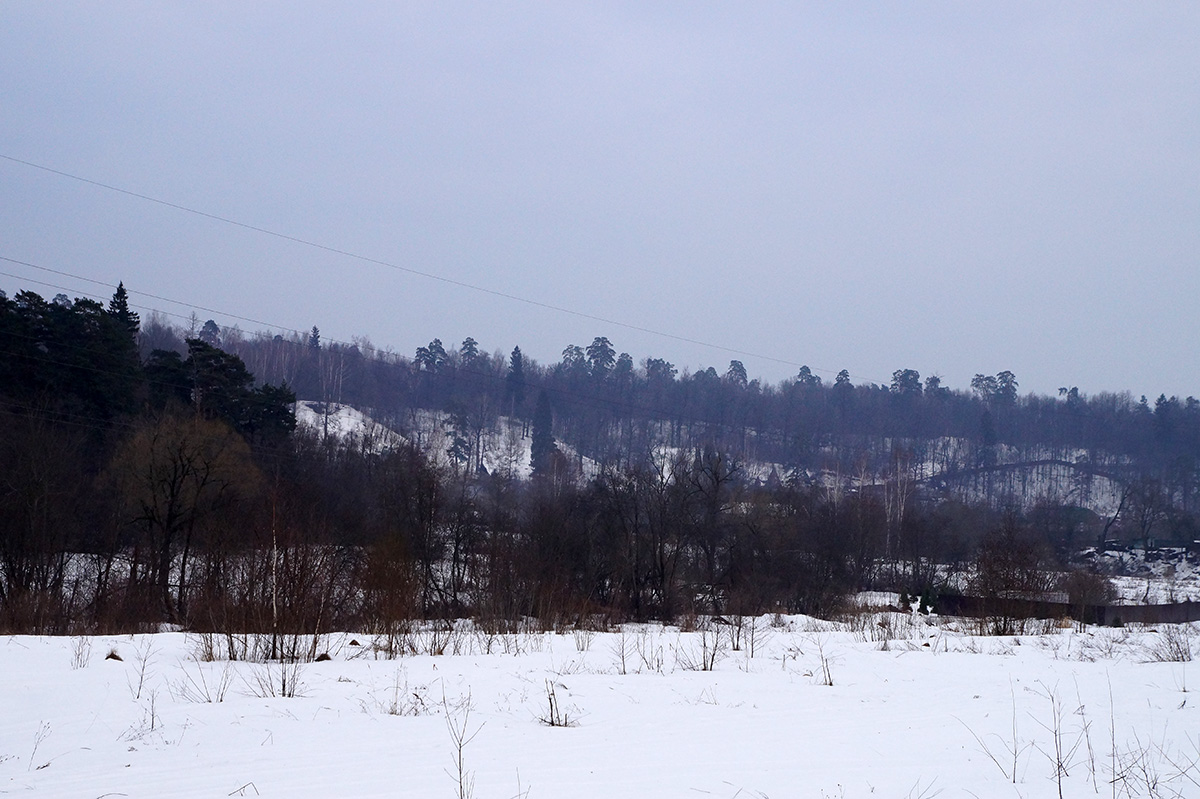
<box><xmin>292</xmin><ymin>403</ymin><xmax>1135</xmax><ymax>522</ymax></box>
<box><xmin>295</xmin><ymin>403</ymin><xmax>603</xmax><ymax>480</ymax></box>
<box><xmin>4</xmin><ymin>617</ymin><xmax>1199</xmax><ymax>797</ymax></box>
<box><xmin>293</xmin><ymin>401</ymin><xmax>406</xmax><ymax>453</ymax></box>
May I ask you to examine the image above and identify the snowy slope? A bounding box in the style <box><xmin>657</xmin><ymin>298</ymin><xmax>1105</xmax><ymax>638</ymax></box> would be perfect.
<box><xmin>293</xmin><ymin>403</ymin><xmax>1134</xmax><ymax>522</ymax></box>
<box><xmin>326</xmin><ymin>406</ymin><xmax>600</xmax><ymax>480</ymax></box>
<box><xmin>294</xmin><ymin>401</ymin><xmax>406</xmax><ymax>453</ymax></box>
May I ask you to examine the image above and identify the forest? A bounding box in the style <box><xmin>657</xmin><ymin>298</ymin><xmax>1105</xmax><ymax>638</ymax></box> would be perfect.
<box><xmin>2</xmin><ymin>284</ymin><xmax>1199</xmax><ymax>636</ymax></box>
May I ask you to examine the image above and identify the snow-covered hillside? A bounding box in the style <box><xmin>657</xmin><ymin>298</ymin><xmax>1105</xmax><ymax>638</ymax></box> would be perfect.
<box><xmin>295</xmin><ymin>402</ymin><xmax>601</xmax><ymax>479</ymax></box>
<box><xmin>293</xmin><ymin>401</ymin><xmax>406</xmax><ymax>453</ymax></box>
<box><xmin>4</xmin><ymin>617</ymin><xmax>1198</xmax><ymax>797</ymax></box>
<box><xmin>295</xmin><ymin>402</ymin><xmax>1148</xmax><ymax>529</ymax></box>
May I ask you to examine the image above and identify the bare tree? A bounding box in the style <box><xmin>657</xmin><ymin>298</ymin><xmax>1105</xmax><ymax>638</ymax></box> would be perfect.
<box><xmin>108</xmin><ymin>413</ymin><xmax>261</xmax><ymax>623</ymax></box>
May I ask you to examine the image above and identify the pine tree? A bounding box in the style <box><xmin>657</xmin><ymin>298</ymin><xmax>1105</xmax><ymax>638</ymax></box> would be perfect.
<box><xmin>586</xmin><ymin>336</ymin><xmax>615</xmax><ymax>378</ymax></box>
<box><xmin>796</xmin><ymin>365</ymin><xmax>821</xmax><ymax>388</ymax></box>
<box><xmin>107</xmin><ymin>282</ymin><xmax>140</xmax><ymax>338</ymax></box>
<box><xmin>506</xmin><ymin>346</ymin><xmax>526</xmax><ymax>414</ymax></box>
<box><xmin>199</xmin><ymin>319</ymin><xmax>221</xmax><ymax>347</ymax></box>
<box><xmin>460</xmin><ymin>337</ymin><xmax>480</xmax><ymax>367</ymax></box>
<box><xmin>725</xmin><ymin>360</ymin><xmax>748</xmax><ymax>387</ymax></box>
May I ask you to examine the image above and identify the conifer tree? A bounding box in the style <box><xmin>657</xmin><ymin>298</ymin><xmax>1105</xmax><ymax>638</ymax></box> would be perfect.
<box><xmin>506</xmin><ymin>346</ymin><xmax>526</xmax><ymax>414</ymax></box>
<box><xmin>530</xmin><ymin>389</ymin><xmax>558</xmax><ymax>478</ymax></box>
<box><xmin>107</xmin><ymin>282</ymin><xmax>140</xmax><ymax>339</ymax></box>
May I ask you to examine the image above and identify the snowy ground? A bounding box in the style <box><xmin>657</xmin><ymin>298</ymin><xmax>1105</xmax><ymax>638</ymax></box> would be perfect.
<box><xmin>3</xmin><ymin>615</ymin><xmax>1199</xmax><ymax>798</ymax></box>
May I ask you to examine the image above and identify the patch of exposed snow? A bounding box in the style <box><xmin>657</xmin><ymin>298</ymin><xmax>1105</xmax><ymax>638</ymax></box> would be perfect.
<box><xmin>294</xmin><ymin>401</ymin><xmax>406</xmax><ymax>453</ymax></box>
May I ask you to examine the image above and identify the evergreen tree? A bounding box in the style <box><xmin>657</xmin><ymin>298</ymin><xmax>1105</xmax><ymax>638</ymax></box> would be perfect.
<box><xmin>144</xmin><ymin>349</ymin><xmax>193</xmax><ymax>409</ymax></box>
<box><xmin>994</xmin><ymin>370</ymin><xmax>1019</xmax><ymax>405</ymax></box>
<box><xmin>890</xmin><ymin>369</ymin><xmax>922</xmax><ymax>395</ymax></box>
<box><xmin>531</xmin><ymin>390</ymin><xmax>558</xmax><ymax>478</ymax></box>
<box><xmin>725</xmin><ymin>360</ymin><xmax>748</xmax><ymax>388</ymax></box>
<box><xmin>613</xmin><ymin>352</ymin><xmax>634</xmax><ymax>387</ymax></box>
<box><xmin>796</xmin><ymin>365</ymin><xmax>821</xmax><ymax>388</ymax></box>
<box><xmin>199</xmin><ymin>319</ymin><xmax>221</xmax><ymax>347</ymax></box>
<box><xmin>107</xmin><ymin>282</ymin><xmax>140</xmax><ymax>339</ymax></box>
<box><xmin>460</xmin><ymin>337</ymin><xmax>480</xmax><ymax>367</ymax></box>
<box><xmin>560</xmin><ymin>344</ymin><xmax>587</xmax><ymax>381</ymax></box>
<box><xmin>0</xmin><ymin>290</ymin><xmax>140</xmax><ymax>420</ymax></box>
<box><xmin>506</xmin><ymin>346</ymin><xmax>526</xmax><ymax>413</ymax></box>
<box><xmin>446</xmin><ymin>403</ymin><xmax>473</xmax><ymax>467</ymax></box>
<box><xmin>415</xmin><ymin>338</ymin><xmax>447</xmax><ymax>372</ymax></box>
<box><xmin>187</xmin><ymin>338</ymin><xmax>257</xmax><ymax>424</ymax></box>
<box><xmin>586</xmin><ymin>336</ymin><xmax>615</xmax><ymax>378</ymax></box>
<box><xmin>645</xmin><ymin>358</ymin><xmax>677</xmax><ymax>383</ymax></box>
<box><xmin>144</xmin><ymin>338</ymin><xmax>296</xmax><ymax>442</ymax></box>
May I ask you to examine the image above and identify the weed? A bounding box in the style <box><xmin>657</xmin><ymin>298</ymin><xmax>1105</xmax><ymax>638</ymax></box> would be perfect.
<box><xmin>609</xmin><ymin>626</ymin><xmax>632</xmax><ymax>675</ymax></box>
<box><xmin>246</xmin><ymin>661</ymin><xmax>305</xmax><ymax>698</ymax></box>
<box><xmin>572</xmin><ymin>628</ymin><xmax>594</xmax><ymax>652</ymax></box>
<box><xmin>956</xmin><ymin>683</ymin><xmax>1030</xmax><ymax>784</ymax></box>
<box><xmin>377</xmin><ymin>667</ymin><xmax>431</xmax><ymax>716</ymax></box>
<box><xmin>538</xmin><ymin>680</ymin><xmax>578</xmax><ymax>727</ymax></box>
<box><xmin>444</xmin><ymin>691</ymin><xmax>481</xmax><ymax>799</ymax></box>
<box><xmin>27</xmin><ymin>722</ymin><xmax>50</xmax><ymax>770</ymax></box>
<box><xmin>127</xmin><ymin>638</ymin><xmax>157</xmax><ymax>700</ymax></box>
<box><xmin>674</xmin><ymin>624</ymin><xmax>727</xmax><ymax>672</ymax></box>
<box><xmin>173</xmin><ymin>660</ymin><xmax>235</xmax><ymax>703</ymax></box>
<box><xmin>69</xmin><ymin>637</ymin><xmax>90</xmax><ymax>670</ymax></box>
<box><xmin>634</xmin><ymin>626</ymin><xmax>665</xmax><ymax>674</ymax></box>
<box><xmin>1145</xmin><ymin>625</ymin><xmax>1195</xmax><ymax>663</ymax></box>
<box><xmin>1030</xmin><ymin>682</ymin><xmax>1087</xmax><ymax>799</ymax></box>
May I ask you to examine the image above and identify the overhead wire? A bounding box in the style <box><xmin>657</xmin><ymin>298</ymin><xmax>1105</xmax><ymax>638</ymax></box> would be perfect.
<box><xmin>0</xmin><ymin>262</ymin><xmax>860</xmax><ymax>444</ymax></box>
<box><xmin>0</xmin><ymin>255</ymin><xmax>294</xmax><ymax>336</ymax></box>
<box><xmin>0</xmin><ymin>266</ymin><xmax>276</xmax><ymax>339</ymax></box>
<box><xmin>0</xmin><ymin>250</ymin><xmax>887</xmax><ymax>416</ymax></box>
<box><xmin>0</xmin><ymin>152</ymin><xmax>872</xmax><ymax>383</ymax></box>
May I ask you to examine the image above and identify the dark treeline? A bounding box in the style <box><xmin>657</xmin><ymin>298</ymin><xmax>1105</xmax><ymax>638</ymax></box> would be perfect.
<box><xmin>209</xmin><ymin>329</ymin><xmax>1197</xmax><ymax>472</ymax></box>
<box><xmin>2</xmin><ymin>287</ymin><xmax>1198</xmax><ymax>637</ymax></box>
<box><xmin>232</xmin><ymin>330</ymin><xmax>1199</xmax><ymax>482</ymax></box>
<box><xmin>220</xmin><ymin>325</ymin><xmax>1200</xmax><ymax>535</ymax></box>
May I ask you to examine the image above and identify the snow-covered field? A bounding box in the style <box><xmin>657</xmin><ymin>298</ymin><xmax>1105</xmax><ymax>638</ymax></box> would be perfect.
<box><xmin>4</xmin><ymin>616</ymin><xmax>1199</xmax><ymax>798</ymax></box>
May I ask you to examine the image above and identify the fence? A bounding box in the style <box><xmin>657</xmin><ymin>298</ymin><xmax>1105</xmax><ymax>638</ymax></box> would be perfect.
<box><xmin>934</xmin><ymin>593</ymin><xmax>1200</xmax><ymax>626</ymax></box>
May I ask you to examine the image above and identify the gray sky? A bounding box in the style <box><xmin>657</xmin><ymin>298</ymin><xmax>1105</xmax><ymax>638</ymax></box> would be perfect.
<box><xmin>2</xmin><ymin>3</ymin><xmax>1198</xmax><ymax>398</ymax></box>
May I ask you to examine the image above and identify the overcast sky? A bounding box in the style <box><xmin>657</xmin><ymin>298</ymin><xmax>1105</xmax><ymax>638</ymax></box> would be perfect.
<box><xmin>2</xmin><ymin>3</ymin><xmax>1198</xmax><ymax>399</ymax></box>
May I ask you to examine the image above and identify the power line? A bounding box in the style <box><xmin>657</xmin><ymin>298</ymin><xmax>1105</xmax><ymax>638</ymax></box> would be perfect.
<box><xmin>0</xmin><ymin>256</ymin><xmax>309</xmax><ymax>339</ymax></box>
<box><xmin>3</xmin><ymin>251</ymin><xmax>883</xmax><ymax>396</ymax></box>
<box><xmin>0</xmin><ymin>268</ymin><xmax>210</xmax><ymax>334</ymax></box>
<box><xmin>0</xmin><ymin>261</ymin><xmax>367</xmax><ymax>356</ymax></box>
<box><xmin>0</xmin><ymin>285</ymin><xmax>773</xmax><ymax>437</ymax></box>
<box><xmin>0</xmin><ymin>266</ymin><xmax>844</xmax><ymax>438</ymax></box>
<box><xmin>0</xmin><ymin>152</ymin><xmax>868</xmax><ymax>382</ymax></box>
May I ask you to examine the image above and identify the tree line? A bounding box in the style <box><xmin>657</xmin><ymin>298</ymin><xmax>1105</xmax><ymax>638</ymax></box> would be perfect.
<box><xmin>2</xmin><ymin>286</ymin><xmax>1198</xmax><ymax>636</ymax></box>
<box><xmin>219</xmin><ymin>324</ymin><xmax>1200</xmax><ymax>538</ymax></box>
